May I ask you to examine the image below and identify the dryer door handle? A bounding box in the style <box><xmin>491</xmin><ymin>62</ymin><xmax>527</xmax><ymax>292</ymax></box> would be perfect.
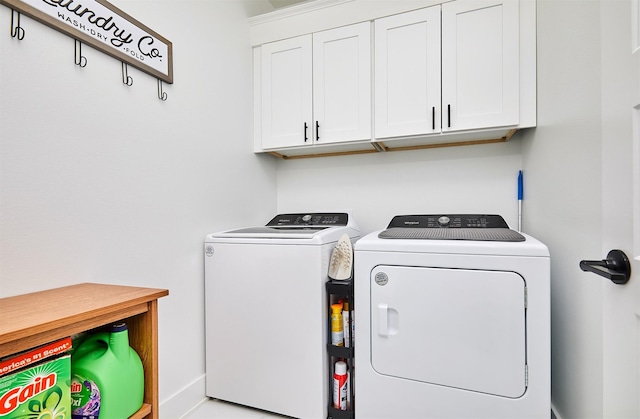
<box><xmin>378</xmin><ymin>304</ymin><xmax>389</xmax><ymax>337</ymax></box>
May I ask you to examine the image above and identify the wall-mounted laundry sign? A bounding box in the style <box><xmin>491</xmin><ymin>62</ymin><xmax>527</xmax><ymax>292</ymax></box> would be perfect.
<box><xmin>1</xmin><ymin>0</ymin><xmax>173</xmax><ymax>83</ymax></box>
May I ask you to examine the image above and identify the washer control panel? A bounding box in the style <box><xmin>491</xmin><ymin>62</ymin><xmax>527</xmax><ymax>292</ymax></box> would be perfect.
<box><xmin>386</xmin><ymin>214</ymin><xmax>510</xmax><ymax>229</ymax></box>
<box><xmin>267</xmin><ymin>213</ymin><xmax>349</xmax><ymax>227</ymax></box>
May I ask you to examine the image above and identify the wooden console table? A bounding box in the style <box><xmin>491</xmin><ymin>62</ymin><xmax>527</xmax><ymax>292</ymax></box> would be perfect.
<box><xmin>0</xmin><ymin>283</ymin><xmax>169</xmax><ymax>419</ymax></box>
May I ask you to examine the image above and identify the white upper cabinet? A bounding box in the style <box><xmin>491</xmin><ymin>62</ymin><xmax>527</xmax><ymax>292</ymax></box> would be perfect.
<box><xmin>313</xmin><ymin>23</ymin><xmax>372</xmax><ymax>144</ymax></box>
<box><xmin>261</xmin><ymin>35</ymin><xmax>313</xmax><ymax>150</ymax></box>
<box><xmin>375</xmin><ymin>0</ymin><xmax>520</xmax><ymax>140</ymax></box>
<box><xmin>441</xmin><ymin>0</ymin><xmax>519</xmax><ymax>132</ymax></box>
<box><xmin>260</xmin><ymin>22</ymin><xmax>371</xmax><ymax>150</ymax></box>
<box><xmin>252</xmin><ymin>0</ymin><xmax>534</xmax><ymax>157</ymax></box>
<box><xmin>374</xmin><ymin>7</ymin><xmax>442</xmax><ymax>139</ymax></box>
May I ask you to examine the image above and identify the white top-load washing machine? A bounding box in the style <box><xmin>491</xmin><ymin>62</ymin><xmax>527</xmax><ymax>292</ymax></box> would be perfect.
<box><xmin>204</xmin><ymin>213</ymin><xmax>359</xmax><ymax>419</ymax></box>
<box><xmin>354</xmin><ymin>214</ymin><xmax>550</xmax><ymax>419</ymax></box>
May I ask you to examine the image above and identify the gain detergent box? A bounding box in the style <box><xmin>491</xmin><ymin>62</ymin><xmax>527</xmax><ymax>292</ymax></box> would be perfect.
<box><xmin>0</xmin><ymin>354</ymin><xmax>71</xmax><ymax>419</ymax></box>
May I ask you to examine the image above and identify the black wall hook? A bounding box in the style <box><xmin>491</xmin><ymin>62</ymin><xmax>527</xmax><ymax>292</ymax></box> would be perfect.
<box><xmin>10</xmin><ymin>9</ymin><xmax>25</xmax><ymax>40</ymax></box>
<box><xmin>580</xmin><ymin>249</ymin><xmax>631</xmax><ymax>285</ymax></box>
<box><xmin>74</xmin><ymin>39</ymin><xmax>87</xmax><ymax>67</ymax></box>
<box><xmin>122</xmin><ymin>62</ymin><xmax>133</xmax><ymax>86</ymax></box>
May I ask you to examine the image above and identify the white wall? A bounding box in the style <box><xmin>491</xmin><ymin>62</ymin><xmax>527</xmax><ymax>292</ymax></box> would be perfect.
<box><xmin>277</xmin><ymin>139</ymin><xmax>524</xmax><ymax>234</ymax></box>
<box><xmin>0</xmin><ymin>0</ymin><xmax>278</xmax><ymax>415</ymax></box>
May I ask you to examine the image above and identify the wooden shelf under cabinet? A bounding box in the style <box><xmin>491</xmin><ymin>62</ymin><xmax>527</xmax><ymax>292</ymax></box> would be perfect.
<box><xmin>0</xmin><ymin>283</ymin><xmax>169</xmax><ymax>419</ymax></box>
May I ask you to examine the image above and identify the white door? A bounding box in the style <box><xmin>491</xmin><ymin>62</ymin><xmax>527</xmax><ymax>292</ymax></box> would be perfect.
<box><xmin>313</xmin><ymin>22</ymin><xmax>371</xmax><ymax>144</ymax></box>
<box><xmin>441</xmin><ymin>0</ymin><xmax>519</xmax><ymax>132</ymax></box>
<box><xmin>374</xmin><ymin>6</ymin><xmax>441</xmax><ymax>139</ymax></box>
<box><xmin>599</xmin><ymin>1</ymin><xmax>640</xmax><ymax>417</ymax></box>
<box><xmin>261</xmin><ymin>35</ymin><xmax>313</xmax><ymax>149</ymax></box>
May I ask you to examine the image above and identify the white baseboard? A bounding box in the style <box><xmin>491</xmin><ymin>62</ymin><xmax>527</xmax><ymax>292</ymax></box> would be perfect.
<box><xmin>160</xmin><ymin>374</ymin><xmax>208</xmax><ymax>419</ymax></box>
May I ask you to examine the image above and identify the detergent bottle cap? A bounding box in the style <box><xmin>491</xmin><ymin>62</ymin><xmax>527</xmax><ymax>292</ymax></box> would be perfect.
<box><xmin>335</xmin><ymin>361</ymin><xmax>347</xmax><ymax>375</ymax></box>
<box><xmin>111</xmin><ymin>322</ymin><xmax>128</xmax><ymax>332</ymax></box>
<box><xmin>331</xmin><ymin>303</ymin><xmax>342</xmax><ymax>314</ymax></box>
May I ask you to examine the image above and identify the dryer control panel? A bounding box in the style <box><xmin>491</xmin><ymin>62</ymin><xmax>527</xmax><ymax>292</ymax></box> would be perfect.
<box><xmin>386</xmin><ymin>214</ymin><xmax>509</xmax><ymax>229</ymax></box>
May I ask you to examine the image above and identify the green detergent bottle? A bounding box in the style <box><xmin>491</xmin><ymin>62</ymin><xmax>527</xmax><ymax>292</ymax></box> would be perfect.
<box><xmin>70</xmin><ymin>323</ymin><xmax>144</xmax><ymax>419</ymax></box>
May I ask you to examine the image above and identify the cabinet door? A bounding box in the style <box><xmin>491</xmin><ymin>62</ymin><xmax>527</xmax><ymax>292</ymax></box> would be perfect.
<box><xmin>313</xmin><ymin>22</ymin><xmax>371</xmax><ymax>144</ymax></box>
<box><xmin>374</xmin><ymin>6</ymin><xmax>441</xmax><ymax>139</ymax></box>
<box><xmin>442</xmin><ymin>0</ymin><xmax>519</xmax><ymax>132</ymax></box>
<box><xmin>261</xmin><ymin>35</ymin><xmax>313</xmax><ymax>149</ymax></box>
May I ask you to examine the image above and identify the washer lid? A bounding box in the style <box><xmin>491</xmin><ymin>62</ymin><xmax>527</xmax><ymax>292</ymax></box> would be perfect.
<box><xmin>213</xmin><ymin>226</ymin><xmax>329</xmax><ymax>239</ymax></box>
<box><xmin>208</xmin><ymin>212</ymin><xmax>358</xmax><ymax>241</ymax></box>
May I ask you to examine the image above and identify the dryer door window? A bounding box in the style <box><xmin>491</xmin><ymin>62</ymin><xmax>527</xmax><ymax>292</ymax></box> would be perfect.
<box><xmin>370</xmin><ymin>265</ymin><xmax>526</xmax><ymax>398</ymax></box>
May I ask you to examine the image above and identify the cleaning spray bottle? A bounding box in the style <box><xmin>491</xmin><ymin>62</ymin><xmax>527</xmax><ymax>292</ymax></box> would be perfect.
<box><xmin>333</xmin><ymin>360</ymin><xmax>348</xmax><ymax>410</ymax></box>
<box><xmin>331</xmin><ymin>303</ymin><xmax>344</xmax><ymax>346</ymax></box>
<box><xmin>70</xmin><ymin>323</ymin><xmax>144</xmax><ymax>419</ymax></box>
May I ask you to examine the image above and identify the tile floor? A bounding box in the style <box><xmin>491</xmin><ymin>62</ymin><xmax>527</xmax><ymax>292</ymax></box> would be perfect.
<box><xmin>183</xmin><ymin>398</ymin><xmax>557</xmax><ymax>419</ymax></box>
<box><xmin>182</xmin><ymin>399</ymin><xmax>290</xmax><ymax>419</ymax></box>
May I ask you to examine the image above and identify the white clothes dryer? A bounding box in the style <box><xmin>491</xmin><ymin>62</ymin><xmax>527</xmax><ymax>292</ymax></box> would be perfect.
<box><xmin>204</xmin><ymin>213</ymin><xmax>359</xmax><ymax>419</ymax></box>
<box><xmin>354</xmin><ymin>214</ymin><xmax>550</xmax><ymax>419</ymax></box>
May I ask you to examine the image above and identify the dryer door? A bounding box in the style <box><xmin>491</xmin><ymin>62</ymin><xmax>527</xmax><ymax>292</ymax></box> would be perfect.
<box><xmin>370</xmin><ymin>265</ymin><xmax>526</xmax><ymax>398</ymax></box>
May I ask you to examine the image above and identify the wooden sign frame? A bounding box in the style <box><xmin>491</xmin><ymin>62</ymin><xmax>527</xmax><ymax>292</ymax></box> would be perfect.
<box><xmin>1</xmin><ymin>0</ymin><xmax>173</xmax><ymax>83</ymax></box>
